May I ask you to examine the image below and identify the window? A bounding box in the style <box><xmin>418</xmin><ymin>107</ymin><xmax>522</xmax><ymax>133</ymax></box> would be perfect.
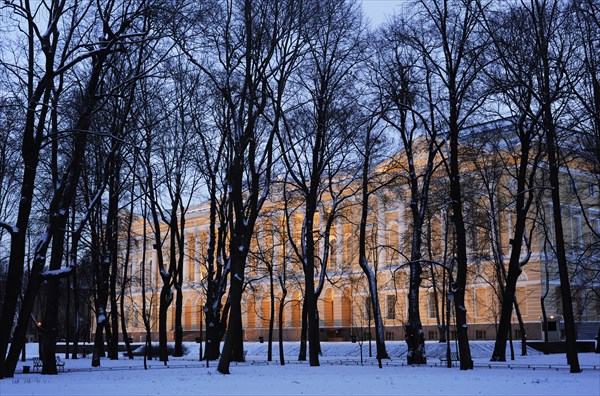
<box><xmin>428</xmin><ymin>330</ymin><xmax>437</xmax><ymax>340</ymax></box>
<box><xmin>515</xmin><ymin>329</ymin><xmax>522</xmax><ymax>339</ymax></box>
<box><xmin>546</xmin><ymin>204</ymin><xmax>555</xmax><ymax>244</ymax></box>
<box><xmin>427</xmin><ymin>292</ymin><xmax>437</xmax><ymax>319</ymax></box>
<box><xmin>573</xmin><ymin>292</ymin><xmax>585</xmax><ymax>318</ymax></box>
<box><xmin>554</xmin><ymin>287</ymin><xmax>563</xmax><ymax>315</ymax></box>
<box><xmin>469</xmin><ymin>225</ymin><xmax>479</xmax><ymax>251</ymax></box>
<box><xmin>570</xmin><ymin>178</ymin><xmax>577</xmax><ymax>194</ymax></box>
<box><xmin>187</xmin><ymin>233</ymin><xmax>196</xmax><ymax>282</ymax></box>
<box><xmin>386</xmin><ymin>295</ymin><xmax>396</xmax><ymax>320</ymax></box>
<box><xmin>507</xmin><ymin>213</ymin><xmax>514</xmax><ymax>243</ymax></box>
<box><xmin>474</xmin><ymin>289</ymin><xmax>481</xmax><ymax>317</ymax></box>
<box><xmin>364</xmin><ymin>297</ymin><xmax>372</xmax><ymax>321</ymax></box>
<box><xmin>476</xmin><ymin>330</ymin><xmax>486</xmax><ymax>340</ymax></box>
<box><xmin>385</xmin><ymin>331</ymin><xmax>395</xmax><ymax>340</ymax></box>
<box><xmin>387</xmin><ymin>221</ymin><xmax>399</xmax><ymax>258</ymax></box>
<box><xmin>571</xmin><ymin>214</ymin><xmax>583</xmax><ymax>250</ymax></box>
<box><xmin>343</xmin><ymin>232</ymin><xmax>353</xmax><ymax>268</ymax></box>
<box><xmin>592</xmin><ymin>218</ymin><xmax>600</xmax><ymax>245</ymax></box>
<box><xmin>329</xmin><ymin>238</ymin><xmax>338</xmax><ymax>269</ymax></box>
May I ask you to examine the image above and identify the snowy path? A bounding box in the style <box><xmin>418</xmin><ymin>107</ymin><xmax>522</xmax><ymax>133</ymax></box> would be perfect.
<box><xmin>2</xmin><ymin>342</ymin><xmax>599</xmax><ymax>395</ymax></box>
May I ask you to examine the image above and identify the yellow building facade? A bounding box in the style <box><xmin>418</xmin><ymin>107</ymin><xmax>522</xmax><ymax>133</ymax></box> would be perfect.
<box><xmin>123</xmin><ymin>147</ymin><xmax>600</xmax><ymax>345</ymax></box>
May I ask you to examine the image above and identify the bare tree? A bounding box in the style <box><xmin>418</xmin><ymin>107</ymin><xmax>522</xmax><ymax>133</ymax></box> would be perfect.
<box><xmin>525</xmin><ymin>0</ymin><xmax>580</xmax><ymax>372</ymax></box>
<box><xmin>175</xmin><ymin>0</ymin><xmax>304</xmax><ymax>374</ymax></box>
<box><xmin>372</xmin><ymin>16</ymin><xmax>447</xmax><ymax>364</ymax></box>
<box><xmin>5</xmin><ymin>3</ymin><xmax>145</xmax><ymax>376</ymax></box>
<box><xmin>276</xmin><ymin>0</ymin><xmax>365</xmax><ymax>366</ymax></box>
<box><xmin>410</xmin><ymin>0</ymin><xmax>489</xmax><ymax>370</ymax></box>
<box><xmin>0</xmin><ymin>0</ymin><xmax>98</xmax><ymax>377</ymax></box>
<box><xmin>194</xmin><ymin>92</ymin><xmax>231</xmax><ymax>361</ymax></box>
<box><xmin>478</xmin><ymin>3</ymin><xmax>552</xmax><ymax>361</ymax></box>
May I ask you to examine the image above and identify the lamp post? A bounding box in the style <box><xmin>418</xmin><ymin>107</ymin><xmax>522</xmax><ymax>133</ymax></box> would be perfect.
<box><xmin>199</xmin><ymin>314</ymin><xmax>203</xmax><ymax>361</ymax></box>
<box><xmin>357</xmin><ymin>330</ymin><xmax>365</xmax><ymax>366</ymax></box>
<box><xmin>446</xmin><ymin>291</ymin><xmax>454</xmax><ymax>368</ymax></box>
<box><xmin>368</xmin><ymin>310</ymin><xmax>372</xmax><ymax>358</ymax></box>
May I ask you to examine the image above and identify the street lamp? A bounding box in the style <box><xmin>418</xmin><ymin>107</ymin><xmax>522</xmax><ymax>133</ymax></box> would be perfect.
<box><xmin>445</xmin><ymin>292</ymin><xmax>454</xmax><ymax>368</ymax></box>
<box><xmin>36</xmin><ymin>321</ymin><xmax>44</xmax><ymax>359</ymax></box>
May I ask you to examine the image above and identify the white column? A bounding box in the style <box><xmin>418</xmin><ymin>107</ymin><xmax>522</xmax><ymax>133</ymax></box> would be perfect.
<box><xmin>336</xmin><ymin>216</ymin><xmax>343</xmax><ymax>270</ymax></box>
<box><xmin>319</xmin><ymin>210</ymin><xmax>324</xmax><ymax>262</ymax></box>
<box><xmin>377</xmin><ymin>196</ymin><xmax>387</xmax><ymax>264</ymax></box>
<box><xmin>398</xmin><ymin>199</ymin><xmax>406</xmax><ymax>250</ymax></box>
<box><xmin>152</xmin><ymin>248</ymin><xmax>158</xmax><ymax>286</ymax></box>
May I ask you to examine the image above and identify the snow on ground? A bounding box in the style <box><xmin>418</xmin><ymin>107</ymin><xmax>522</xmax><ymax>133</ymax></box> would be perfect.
<box><xmin>2</xmin><ymin>341</ymin><xmax>599</xmax><ymax>395</ymax></box>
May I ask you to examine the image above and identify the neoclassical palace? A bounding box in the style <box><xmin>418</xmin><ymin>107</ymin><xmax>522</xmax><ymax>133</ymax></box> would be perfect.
<box><xmin>123</xmin><ymin>132</ymin><xmax>600</xmax><ymax>344</ymax></box>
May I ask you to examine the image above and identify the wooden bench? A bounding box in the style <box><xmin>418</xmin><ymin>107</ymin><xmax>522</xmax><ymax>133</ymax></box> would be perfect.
<box><xmin>32</xmin><ymin>356</ymin><xmax>65</xmax><ymax>372</ymax></box>
<box><xmin>439</xmin><ymin>352</ymin><xmax>460</xmax><ymax>363</ymax></box>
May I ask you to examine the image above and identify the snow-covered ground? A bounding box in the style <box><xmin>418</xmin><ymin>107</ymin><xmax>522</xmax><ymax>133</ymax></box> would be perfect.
<box><xmin>2</xmin><ymin>341</ymin><xmax>599</xmax><ymax>395</ymax></box>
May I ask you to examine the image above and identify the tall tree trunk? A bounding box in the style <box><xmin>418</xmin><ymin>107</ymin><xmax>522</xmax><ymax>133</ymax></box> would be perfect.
<box><xmin>65</xmin><ymin>273</ymin><xmax>71</xmax><ymax>360</ymax></box>
<box><xmin>303</xmin><ymin>202</ymin><xmax>321</xmax><ymax>367</ymax></box>
<box><xmin>107</xmin><ymin>156</ymin><xmax>120</xmax><ymax>360</ymax></box>
<box><xmin>91</xmin><ymin>321</ymin><xmax>105</xmax><ymax>367</ymax></box>
<box><xmin>120</xmin><ymin>287</ymin><xmax>133</xmax><ymax>359</ymax></box>
<box><xmin>146</xmin><ymin>150</ymin><xmax>172</xmax><ymax>363</ymax></box>
<box><xmin>304</xmin><ymin>268</ymin><xmax>320</xmax><ymax>367</ymax></box>
<box><xmin>0</xmin><ymin>71</ymin><xmax>53</xmax><ymax>381</ymax></box>
<box><xmin>278</xmin><ymin>281</ymin><xmax>287</xmax><ymax>365</ymax></box>
<box><xmin>267</xmin><ymin>267</ymin><xmax>275</xmax><ymax>362</ymax></box>
<box><xmin>72</xmin><ymin>265</ymin><xmax>80</xmax><ymax>359</ymax></box>
<box><xmin>173</xmin><ymin>281</ymin><xmax>184</xmax><ymax>357</ymax></box>
<box><xmin>449</xmin><ymin>117</ymin><xmax>474</xmax><ymax>370</ymax></box>
<box><xmin>357</xmin><ymin>125</ymin><xmax>389</xmax><ymax>361</ymax></box>
<box><xmin>544</xmin><ymin>101</ymin><xmax>581</xmax><ymax>373</ymax></box>
<box><xmin>491</xmin><ymin>120</ymin><xmax>536</xmax><ymax>361</ymax></box>
<box><xmin>173</xmin><ymin>200</ymin><xmax>186</xmax><ymax>357</ymax></box>
<box><xmin>5</xmin><ymin>47</ymin><xmax>108</xmax><ymax>376</ymax></box>
<box><xmin>298</xmin><ymin>298</ymin><xmax>308</xmax><ymax>361</ymax></box>
<box><xmin>514</xmin><ymin>300</ymin><xmax>527</xmax><ymax>356</ymax></box>
<box><xmin>203</xmin><ymin>183</ymin><xmax>222</xmax><ymax>361</ymax></box>
<box><xmin>158</xmin><ymin>286</ymin><xmax>171</xmax><ymax>363</ymax></box>
<box><xmin>357</xmin><ymin>213</ymin><xmax>388</xmax><ymax>360</ymax></box>
<box><xmin>217</xmin><ymin>250</ymin><xmax>246</xmax><ymax>373</ymax></box>
<box><xmin>406</xmin><ymin>257</ymin><xmax>425</xmax><ymax>364</ymax></box>
<box><xmin>141</xmin><ymin>198</ymin><xmax>152</xmax><ymax>368</ymax></box>
<box><xmin>0</xmin><ymin>96</ymin><xmax>52</xmax><ymax>376</ymax></box>
<box><xmin>120</xmin><ymin>190</ymin><xmax>136</xmax><ymax>360</ymax></box>
<box><xmin>41</xmin><ymin>223</ymin><xmax>69</xmax><ymax>374</ymax></box>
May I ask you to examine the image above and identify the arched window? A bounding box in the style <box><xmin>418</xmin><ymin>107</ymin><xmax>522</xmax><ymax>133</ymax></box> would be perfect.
<box><xmin>329</xmin><ymin>238</ymin><xmax>337</xmax><ymax>268</ymax></box>
<box><xmin>184</xmin><ymin>299</ymin><xmax>193</xmax><ymax>330</ymax></box>
<box><xmin>341</xmin><ymin>289</ymin><xmax>352</xmax><ymax>327</ymax></box>
<box><xmin>324</xmin><ymin>289</ymin><xmax>334</xmax><ymax>327</ymax></box>
<box><xmin>247</xmin><ymin>299</ymin><xmax>256</xmax><ymax>328</ymax></box>
<box><xmin>291</xmin><ymin>292</ymin><xmax>301</xmax><ymax>327</ymax></box>
<box><xmin>261</xmin><ymin>295</ymin><xmax>270</xmax><ymax>328</ymax></box>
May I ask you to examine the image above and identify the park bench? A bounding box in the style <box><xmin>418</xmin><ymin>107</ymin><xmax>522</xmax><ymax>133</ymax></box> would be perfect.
<box><xmin>439</xmin><ymin>352</ymin><xmax>460</xmax><ymax>364</ymax></box>
<box><xmin>32</xmin><ymin>356</ymin><xmax>65</xmax><ymax>372</ymax></box>
<box><xmin>56</xmin><ymin>356</ymin><xmax>65</xmax><ymax>372</ymax></box>
<box><xmin>32</xmin><ymin>357</ymin><xmax>42</xmax><ymax>372</ymax></box>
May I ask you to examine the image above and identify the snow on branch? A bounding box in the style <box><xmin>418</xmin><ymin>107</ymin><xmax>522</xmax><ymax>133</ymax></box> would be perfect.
<box><xmin>41</xmin><ymin>266</ymin><xmax>74</xmax><ymax>280</ymax></box>
<box><xmin>0</xmin><ymin>221</ymin><xmax>18</xmax><ymax>236</ymax></box>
